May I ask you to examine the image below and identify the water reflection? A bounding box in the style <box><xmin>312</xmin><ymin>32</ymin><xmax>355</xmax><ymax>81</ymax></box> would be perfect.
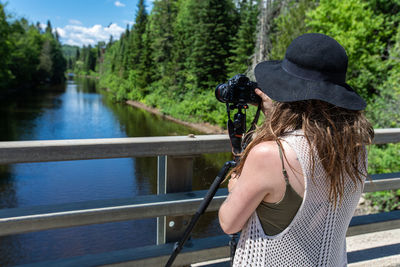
<box><xmin>0</xmin><ymin>78</ymin><xmax>231</xmax><ymax>265</ymax></box>
<box><xmin>0</xmin><ymin>166</ymin><xmax>18</xmax><ymax>209</ymax></box>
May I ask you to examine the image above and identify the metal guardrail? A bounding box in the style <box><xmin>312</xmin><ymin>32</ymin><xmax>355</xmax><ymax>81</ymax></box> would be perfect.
<box><xmin>0</xmin><ymin>175</ymin><xmax>399</xmax><ymax>237</ymax></box>
<box><xmin>0</xmin><ymin>134</ymin><xmax>231</xmax><ymax>164</ymax></box>
<box><xmin>0</xmin><ymin>189</ymin><xmax>228</xmax><ymax>237</ymax></box>
<box><xmin>0</xmin><ymin>128</ymin><xmax>399</xmax><ymax>164</ymax></box>
<box><xmin>0</xmin><ymin>128</ymin><xmax>399</xmax><ymax>266</ymax></box>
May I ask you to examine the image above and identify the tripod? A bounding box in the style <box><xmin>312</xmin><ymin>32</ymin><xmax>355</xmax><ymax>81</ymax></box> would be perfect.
<box><xmin>165</xmin><ymin>160</ymin><xmax>236</xmax><ymax>267</ymax></box>
<box><xmin>165</xmin><ymin>103</ymin><xmax>260</xmax><ymax>267</ymax></box>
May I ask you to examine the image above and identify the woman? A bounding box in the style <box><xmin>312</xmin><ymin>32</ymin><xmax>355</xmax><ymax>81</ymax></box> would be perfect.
<box><xmin>218</xmin><ymin>33</ymin><xmax>374</xmax><ymax>266</ymax></box>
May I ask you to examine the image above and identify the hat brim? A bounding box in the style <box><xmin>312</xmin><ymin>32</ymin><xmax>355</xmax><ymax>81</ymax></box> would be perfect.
<box><xmin>254</xmin><ymin>61</ymin><xmax>366</xmax><ymax>110</ymax></box>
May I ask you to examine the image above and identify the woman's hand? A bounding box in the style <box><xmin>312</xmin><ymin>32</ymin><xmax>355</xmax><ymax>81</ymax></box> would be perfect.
<box><xmin>255</xmin><ymin>88</ymin><xmax>273</xmax><ymax>116</ymax></box>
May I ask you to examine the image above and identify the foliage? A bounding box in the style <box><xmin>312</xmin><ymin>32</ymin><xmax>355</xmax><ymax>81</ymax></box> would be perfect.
<box><xmin>72</xmin><ymin>44</ymin><xmax>101</xmax><ymax>75</ymax></box>
<box><xmin>306</xmin><ymin>0</ymin><xmax>389</xmax><ymax>101</ymax></box>
<box><xmin>366</xmin><ymin>142</ymin><xmax>400</xmax><ymax>212</ymax></box>
<box><xmin>366</xmin><ymin>23</ymin><xmax>400</xmax><ymax>129</ymax></box>
<box><xmin>369</xmin><ymin>144</ymin><xmax>400</xmax><ymax>174</ymax></box>
<box><xmin>0</xmin><ymin>3</ymin><xmax>12</xmax><ymax>89</ymax></box>
<box><xmin>62</xmin><ymin>44</ymin><xmax>79</xmax><ymax>59</ymax></box>
<box><xmin>269</xmin><ymin>0</ymin><xmax>317</xmax><ymax>60</ymax></box>
<box><xmin>0</xmin><ymin>5</ymin><xmax>66</xmax><ymax>91</ymax></box>
<box><xmin>95</xmin><ymin>0</ymin><xmax>400</xmax><ymax>133</ymax></box>
<box><xmin>173</xmin><ymin>0</ymin><xmax>237</xmax><ymax>91</ymax></box>
<box><xmin>98</xmin><ymin>0</ymin><xmax>245</xmax><ymax>126</ymax></box>
<box><xmin>227</xmin><ymin>0</ymin><xmax>259</xmax><ymax>76</ymax></box>
<box><xmin>365</xmin><ymin>189</ymin><xmax>400</xmax><ymax>212</ymax></box>
<box><xmin>125</xmin><ymin>0</ymin><xmax>152</xmax><ymax>96</ymax></box>
<box><xmin>147</xmin><ymin>0</ymin><xmax>178</xmax><ymax>82</ymax></box>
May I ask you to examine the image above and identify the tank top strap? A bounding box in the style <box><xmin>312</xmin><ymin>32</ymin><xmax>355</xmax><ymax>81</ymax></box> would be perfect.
<box><xmin>276</xmin><ymin>140</ymin><xmax>289</xmax><ymax>184</ymax></box>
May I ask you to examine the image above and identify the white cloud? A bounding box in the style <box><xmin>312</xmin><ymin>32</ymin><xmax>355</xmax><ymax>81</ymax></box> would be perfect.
<box><xmin>39</xmin><ymin>23</ymin><xmax>47</xmax><ymax>31</ymax></box>
<box><xmin>55</xmin><ymin>27</ymin><xmax>66</xmax><ymax>38</ymax></box>
<box><xmin>69</xmin><ymin>19</ymin><xmax>82</xmax><ymax>25</ymax></box>
<box><xmin>56</xmin><ymin>23</ymin><xmax>125</xmax><ymax>47</ymax></box>
<box><xmin>114</xmin><ymin>1</ymin><xmax>126</xmax><ymax>7</ymax></box>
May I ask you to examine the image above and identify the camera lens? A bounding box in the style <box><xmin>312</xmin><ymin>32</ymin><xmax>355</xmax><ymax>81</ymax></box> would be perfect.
<box><xmin>215</xmin><ymin>83</ymin><xmax>229</xmax><ymax>103</ymax></box>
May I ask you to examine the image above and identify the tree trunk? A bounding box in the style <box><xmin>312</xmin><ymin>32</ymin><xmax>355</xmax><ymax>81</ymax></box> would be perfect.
<box><xmin>248</xmin><ymin>0</ymin><xmax>287</xmax><ymax>78</ymax></box>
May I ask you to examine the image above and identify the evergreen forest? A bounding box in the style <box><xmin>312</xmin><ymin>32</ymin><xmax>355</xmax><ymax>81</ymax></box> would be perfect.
<box><xmin>0</xmin><ymin>4</ymin><xmax>66</xmax><ymax>91</ymax></box>
<box><xmin>1</xmin><ymin>0</ymin><xmax>400</xmax><ymax>210</ymax></box>
<box><xmin>67</xmin><ymin>0</ymin><xmax>400</xmax><ymax>131</ymax></box>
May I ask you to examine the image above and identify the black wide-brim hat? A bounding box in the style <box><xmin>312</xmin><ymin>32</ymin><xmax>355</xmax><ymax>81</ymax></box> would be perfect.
<box><xmin>255</xmin><ymin>33</ymin><xmax>366</xmax><ymax>110</ymax></box>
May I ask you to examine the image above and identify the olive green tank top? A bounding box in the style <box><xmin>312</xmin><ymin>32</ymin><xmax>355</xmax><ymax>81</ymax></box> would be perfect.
<box><xmin>256</xmin><ymin>141</ymin><xmax>303</xmax><ymax>236</ymax></box>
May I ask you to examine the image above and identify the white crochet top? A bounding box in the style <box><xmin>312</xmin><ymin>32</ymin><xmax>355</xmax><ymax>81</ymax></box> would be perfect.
<box><xmin>233</xmin><ymin>131</ymin><xmax>366</xmax><ymax>266</ymax></box>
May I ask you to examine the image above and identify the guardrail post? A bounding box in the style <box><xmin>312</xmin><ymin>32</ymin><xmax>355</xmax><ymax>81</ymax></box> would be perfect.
<box><xmin>157</xmin><ymin>155</ymin><xmax>193</xmax><ymax>245</ymax></box>
<box><xmin>157</xmin><ymin>155</ymin><xmax>167</xmax><ymax>245</ymax></box>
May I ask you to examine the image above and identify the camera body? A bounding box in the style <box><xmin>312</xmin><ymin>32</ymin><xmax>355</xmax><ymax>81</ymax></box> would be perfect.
<box><xmin>215</xmin><ymin>74</ymin><xmax>260</xmax><ymax>105</ymax></box>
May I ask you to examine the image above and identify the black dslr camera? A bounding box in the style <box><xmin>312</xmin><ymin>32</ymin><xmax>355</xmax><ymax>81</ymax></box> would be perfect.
<box><xmin>215</xmin><ymin>74</ymin><xmax>262</xmax><ymax>157</ymax></box>
<box><xmin>215</xmin><ymin>74</ymin><xmax>260</xmax><ymax>106</ymax></box>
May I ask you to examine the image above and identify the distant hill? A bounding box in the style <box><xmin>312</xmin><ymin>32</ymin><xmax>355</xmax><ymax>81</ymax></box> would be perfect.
<box><xmin>62</xmin><ymin>44</ymin><xmax>79</xmax><ymax>59</ymax></box>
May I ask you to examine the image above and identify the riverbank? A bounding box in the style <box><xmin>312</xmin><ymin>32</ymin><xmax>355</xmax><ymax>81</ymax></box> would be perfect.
<box><xmin>82</xmin><ymin>74</ymin><xmax>226</xmax><ymax>135</ymax></box>
<box><xmin>126</xmin><ymin>100</ymin><xmax>227</xmax><ymax>134</ymax></box>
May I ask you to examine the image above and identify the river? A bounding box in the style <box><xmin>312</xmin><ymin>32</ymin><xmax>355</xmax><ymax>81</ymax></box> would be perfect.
<box><xmin>0</xmin><ymin>77</ymin><xmax>230</xmax><ymax>266</ymax></box>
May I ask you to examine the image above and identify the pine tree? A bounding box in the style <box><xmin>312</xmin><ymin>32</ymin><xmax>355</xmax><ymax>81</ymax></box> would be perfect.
<box><xmin>147</xmin><ymin>0</ymin><xmax>178</xmax><ymax>81</ymax></box>
<box><xmin>38</xmin><ymin>40</ymin><xmax>53</xmax><ymax>80</ymax></box>
<box><xmin>171</xmin><ymin>0</ymin><xmax>194</xmax><ymax>93</ymax></box>
<box><xmin>227</xmin><ymin>0</ymin><xmax>259</xmax><ymax>77</ymax></box>
<box><xmin>125</xmin><ymin>0</ymin><xmax>151</xmax><ymax>97</ymax></box>
<box><xmin>54</xmin><ymin>29</ymin><xmax>60</xmax><ymax>42</ymax></box>
<box><xmin>67</xmin><ymin>58</ymin><xmax>72</xmax><ymax>70</ymax></box>
<box><xmin>45</xmin><ymin>20</ymin><xmax>52</xmax><ymax>35</ymax></box>
<box><xmin>176</xmin><ymin>0</ymin><xmax>236</xmax><ymax>91</ymax></box>
<box><xmin>107</xmin><ymin>35</ymin><xmax>114</xmax><ymax>49</ymax></box>
<box><xmin>35</xmin><ymin>21</ymin><xmax>42</xmax><ymax>33</ymax></box>
<box><xmin>121</xmin><ymin>30</ymin><xmax>130</xmax><ymax>75</ymax></box>
<box><xmin>75</xmin><ymin>48</ymin><xmax>80</xmax><ymax>62</ymax></box>
<box><xmin>125</xmin><ymin>0</ymin><xmax>148</xmax><ymax>71</ymax></box>
<box><xmin>50</xmin><ymin>38</ymin><xmax>66</xmax><ymax>82</ymax></box>
<box><xmin>137</xmin><ymin>21</ymin><xmax>153</xmax><ymax>90</ymax></box>
<box><xmin>0</xmin><ymin>3</ymin><xmax>12</xmax><ymax>88</ymax></box>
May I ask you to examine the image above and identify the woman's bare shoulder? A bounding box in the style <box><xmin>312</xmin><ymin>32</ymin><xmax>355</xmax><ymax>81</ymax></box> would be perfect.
<box><xmin>243</xmin><ymin>141</ymin><xmax>282</xmax><ymax>182</ymax></box>
<box><xmin>247</xmin><ymin>141</ymin><xmax>279</xmax><ymax>163</ymax></box>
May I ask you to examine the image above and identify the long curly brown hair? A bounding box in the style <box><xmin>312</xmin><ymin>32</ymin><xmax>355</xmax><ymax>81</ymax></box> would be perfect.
<box><xmin>232</xmin><ymin>100</ymin><xmax>374</xmax><ymax>205</ymax></box>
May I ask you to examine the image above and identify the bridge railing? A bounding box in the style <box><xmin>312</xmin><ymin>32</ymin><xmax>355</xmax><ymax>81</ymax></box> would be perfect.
<box><xmin>0</xmin><ymin>128</ymin><xmax>399</xmax><ymax>266</ymax></box>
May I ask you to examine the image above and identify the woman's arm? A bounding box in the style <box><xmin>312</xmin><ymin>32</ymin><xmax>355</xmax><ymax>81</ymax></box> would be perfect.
<box><xmin>218</xmin><ymin>141</ymin><xmax>282</xmax><ymax>234</ymax></box>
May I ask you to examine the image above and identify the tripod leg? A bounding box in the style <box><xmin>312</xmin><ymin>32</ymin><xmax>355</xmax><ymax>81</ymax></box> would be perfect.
<box><xmin>165</xmin><ymin>160</ymin><xmax>236</xmax><ymax>267</ymax></box>
<box><xmin>229</xmin><ymin>233</ymin><xmax>239</xmax><ymax>266</ymax></box>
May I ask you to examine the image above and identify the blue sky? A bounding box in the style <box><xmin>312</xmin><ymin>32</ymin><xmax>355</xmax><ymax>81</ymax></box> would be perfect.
<box><xmin>4</xmin><ymin>0</ymin><xmax>153</xmax><ymax>46</ymax></box>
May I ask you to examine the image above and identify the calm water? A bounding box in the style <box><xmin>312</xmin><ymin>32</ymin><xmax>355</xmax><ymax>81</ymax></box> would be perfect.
<box><xmin>0</xmin><ymin>78</ymin><xmax>230</xmax><ymax>266</ymax></box>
